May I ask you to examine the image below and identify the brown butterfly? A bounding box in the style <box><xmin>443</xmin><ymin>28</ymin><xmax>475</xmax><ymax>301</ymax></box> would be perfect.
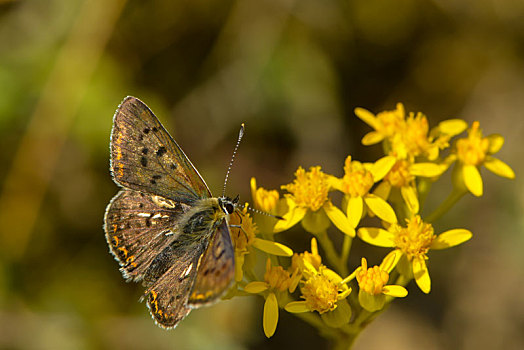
<box><xmin>104</xmin><ymin>96</ymin><xmax>240</xmax><ymax>328</ymax></box>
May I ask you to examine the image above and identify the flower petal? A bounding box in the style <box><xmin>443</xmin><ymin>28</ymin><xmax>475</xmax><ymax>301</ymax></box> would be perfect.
<box><xmin>410</xmin><ymin>162</ymin><xmax>447</xmax><ymax>177</ymax></box>
<box><xmin>263</xmin><ymin>292</ymin><xmax>279</xmax><ymax>338</ymax></box>
<box><xmin>244</xmin><ymin>281</ymin><xmax>269</xmax><ymax>294</ymax></box>
<box><xmin>323</xmin><ymin>202</ymin><xmax>355</xmax><ymax>236</ymax></box>
<box><xmin>354</xmin><ymin>107</ymin><xmax>380</xmax><ymax>129</ymax></box>
<box><xmin>252</xmin><ymin>238</ymin><xmax>293</xmax><ymax>256</ymax></box>
<box><xmin>413</xmin><ymin>258</ymin><xmax>431</xmax><ymax>294</ymax></box>
<box><xmin>382</xmin><ymin>285</ymin><xmax>408</xmax><ymax>298</ymax></box>
<box><xmin>431</xmin><ymin>229</ymin><xmax>472</xmax><ymax>250</ymax></box>
<box><xmin>484</xmin><ymin>156</ymin><xmax>515</xmax><ymax>179</ymax></box>
<box><xmin>285</xmin><ymin>301</ymin><xmax>310</xmax><ymax>313</ymax></box>
<box><xmin>273</xmin><ymin>203</ymin><xmax>307</xmax><ymax>232</ymax></box>
<box><xmin>371</xmin><ymin>156</ymin><xmax>397</xmax><ymax>182</ymax></box>
<box><xmin>438</xmin><ymin>119</ymin><xmax>468</xmax><ymax>136</ymax></box>
<box><xmin>487</xmin><ymin>134</ymin><xmax>504</xmax><ymax>154</ymax></box>
<box><xmin>347</xmin><ymin>196</ymin><xmax>363</xmax><ymax>228</ymax></box>
<box><xmin>322</xmin><ymin>267</ymin><xmax>345</xmax><ymax>285</ymax></box>
<box><xmin>357</xmin><ymin>227</ymin><xmax>396</xmax><ymax>247</ymax></box>
<box><xmin>462</xmin><ymin>164</ymin><xmax>483</xmax><ymax>197</ymax></box>
<box><xmin>364</xmin><ymin>194</ymin><xmax>397</xmax><ymax>223</ymax></box>
<box><xmin>250</xmin><ymin>177</ymin><xmax>258</xmax><ymax>204</ymax></box>
<box><xmin>362</xmin><ymin>131</ymin><xmax>384</xmax><ymax>146</ymax></box>
<box><xmin>400</xmin><ymin>185</ymin><xmax>419</xmax><ymax>214</ymax></box>
<box><xmin>380</xmin><ymin>249</ymin><xmax>402</xmax><ymax>273</ymax></box>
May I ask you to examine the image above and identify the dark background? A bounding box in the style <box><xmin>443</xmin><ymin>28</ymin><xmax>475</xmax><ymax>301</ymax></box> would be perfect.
<box><xmin>0</xmin><ymin>1</ymin><xmax>523</xmax><ymax>349</ymax></box>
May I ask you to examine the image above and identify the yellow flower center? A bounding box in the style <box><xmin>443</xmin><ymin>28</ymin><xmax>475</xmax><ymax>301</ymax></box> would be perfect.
<box><xmin>301</xmin><ymin>269</ymin><xmax>339</xmax><ymax>314</ymax></box>
<box><xmin>356</xmin><ymin>258</ymin><xmax>389</xmax><ymax>295</ymax></box>
<box><xmin>340</xmin><ymin>156</ymin><xmax>374</xmax><ymax>197</ymax></box>
<box><xmin>393</xmin><ymin>215</ymin><xmax>435</xmax><ymax>261</ymax></box>
<box><xmin>403</xmin><ymin>113</ymin><xmax>431</xmax><ymax>157</ymax></box>
<box><xmin>376</xmin><ymin>103</ymin><xmax>405</xmax><ymax>137</ymax></box>
<box><xmin>264</xmin><ymin>259</ymin><xmax>291</xmax><ymax>292</ymax></box>
<box><xmin>385</xmin><ymin>159</ymin><xmax>414</xmax><ymax>188</ymax></box>
<box><xmin>456</xmin><ymin>121</ymin><xmax>489</xmax><ymax>166</ymax></box>
<box><xmin>230</xmin><ymin>207</ymin><xmax>256</xmax><ymax>252</ymax></box>
<box><xmin>282</xmin><ymin>166</ymin><xmax>329</xmax><ymax>212</ymax></box>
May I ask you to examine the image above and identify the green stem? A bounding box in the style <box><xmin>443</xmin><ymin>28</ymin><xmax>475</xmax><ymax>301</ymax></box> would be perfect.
<box><xmin>424</xmin><ymin>188</ymin><xmax>466</xmax><ymax>223</ymax></box>
<box><xmin>315</xmin><ymin>230</ymin><xmax>343</xmax><ymax>274</ymax></box>
<box><xmin>340</xmin><ymin>235</ymin><xmax>352</xmax><ymax>276</ymax></box>
<box><xmin>331</xmin><ymin>332</ymin><xmax>358</xmax><ymax>350</ymax></box>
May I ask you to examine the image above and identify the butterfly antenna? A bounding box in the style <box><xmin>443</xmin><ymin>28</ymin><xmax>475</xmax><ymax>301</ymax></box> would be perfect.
<box><xmin>247</xmin><ymin>206</ymin><xmax>284</xmax><ymax>220</ymax></box>
<box><xmin>222</xmin><ymin>123</ymin><xmax>245</xmax><ymax>197</ymax></box>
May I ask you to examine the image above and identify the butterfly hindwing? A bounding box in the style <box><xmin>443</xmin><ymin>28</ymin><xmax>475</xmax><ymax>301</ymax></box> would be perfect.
<box><xmin>144</xmin><ymin>240</ymin><xmax>205</xmax><ymax>328</ymax></box>
<box><xmin>110</xmin><ymin>96</ymin><xmax>211</xmax><ymax>204</ymax></box>
<box><xmin>189</xmin><ymin>219</ymin><xmax>235</xmax><ymax>306</ymax></box>
<box><xmin>104</xmin><ymin>189</ymin><xmax>192</xmax><ymax>281</ymax></box>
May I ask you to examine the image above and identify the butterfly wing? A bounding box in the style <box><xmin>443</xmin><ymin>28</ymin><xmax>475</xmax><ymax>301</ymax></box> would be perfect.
<box><xmin>104</xmin><ymin>189</ymin><xmax>192</xmax><ymax>281</ymax></box>
<box><xmin>188</xmin><ymin>219</ymin><xmax>235</xmax><ymax>306</ymax></box>
<box><xmin>143</xmin><ymin>240</ymin><xmax>205</xmax><ymax>328</ymax></box>
<box><xmin>110</xmin><ymin>96</ymin><xmax>211</xmax><ymax>204</ymax></box>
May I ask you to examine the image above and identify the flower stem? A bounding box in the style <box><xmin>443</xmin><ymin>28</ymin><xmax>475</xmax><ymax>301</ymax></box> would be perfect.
<box><xmin>314</xmin><ymin>230</ymin><xmax>344</xmax><ymax>274</ymax></box>
<box><xmin>340</xmin><ymin>235</ymin><xmax>352</xmax><ymax>276</ymax></box>
<box><xmin>332</xmin><ymin>332</ymin><xmax>358</xmax><ymax>350</ymax></box>
<box><xmin>424</xmin><ymin>188</ymin><xmax>466</xmax><ymax>223</ymax></box>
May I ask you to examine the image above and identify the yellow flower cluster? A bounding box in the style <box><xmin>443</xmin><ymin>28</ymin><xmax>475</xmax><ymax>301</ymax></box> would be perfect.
<box><xmin>229</xmin><ymin>103</ymin><xmax>514</xmax><ymax>341</ymax></box>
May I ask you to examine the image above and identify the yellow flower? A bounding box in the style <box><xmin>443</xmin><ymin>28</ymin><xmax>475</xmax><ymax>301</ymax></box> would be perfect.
<box><xmin>251</xmin><ymin>177</ymin><xmax>280</xmax><ymax>213</ymax></box>
<box><xmin>250</xmin><ymin>177</ymin><xmax>284</xmax><ymax>233</ymax></box>
<box><xmin>389</xmin><ymin>111</ymin><xmax>451</xmax><ymax>161</ymax></box>
<box><xmin>291</xmin><ymin>238</ymin><xmax>322</xmax><ymax>279</ymax></box>
<box><xmin>355</xmin><ymin>103</ymin><xmax>406</xmax><ymax>145</ymax></box>
<box><xmin>357</xmin><ymin>215</ymin><xmax>472</xmax><ymax>293</ymax></box>
<box><xmin>301</xmin><ymin>268</ymin><xmax>340</xmax><ymax>313</ymax></box>
<box><xmin>356</xmin><ymin>103</ymin><xmax>467</xmax><ymax>161</ymax></box>
<box><xmin>332</xmin><ymin>156</ymin><xmax>397</xmax><ymax>231</ymax></box>
<box><xmin>275</xmin><ymin>166</ymin><xmax>349</xmax><ymax>235</ymax></box>
<box><xmin>351</xmin><ymin>253</ymin><xmax>407</xmax><ymax>312</ymax></box>
<box><xmin>282</xmin><ymin>166</ymin><xmax>329</xmax><ymax>212</ymax></box>
<box><xmin>374</xmin><ymin>157</ymin><xmax>446</xmax><ymax>214</ymax></box>
<box><xmin>230</xmin><ymin>205</ymin><xmax>293</xmax><ymax>282</ymax></box>
<box><xmin>244</xmin><ymin>259</ymin><xmax>296</xmax><ymax>338</ymax></box>
<box><xmin>285</xmin><ymin>266</ymin><xmax>352</xmax><ymax>328</ymax></box>
<box><xmin>449</xmin><ymin>121</ymin><xmax>515</xmax><ymax>197</ymax></box>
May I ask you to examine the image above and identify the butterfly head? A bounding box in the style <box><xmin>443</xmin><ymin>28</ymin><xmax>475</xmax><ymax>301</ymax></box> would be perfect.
<box><xmin>218</xmin><ymin>195</ymin><xmax>239</xmax><ymax>215</ymax></box>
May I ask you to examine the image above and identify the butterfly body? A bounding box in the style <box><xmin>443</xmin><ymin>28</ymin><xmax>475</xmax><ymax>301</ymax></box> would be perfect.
<box><xmin>104</xmin><ymin>96</ymin><xmax>236</xmax><ymax>328</ymax></box>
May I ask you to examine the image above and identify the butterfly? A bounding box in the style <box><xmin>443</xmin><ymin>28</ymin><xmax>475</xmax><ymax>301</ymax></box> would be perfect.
<box><xmin>104</xmin><ymin>96</ymin><xmax>239</xmax><ymax>328</ymax></box>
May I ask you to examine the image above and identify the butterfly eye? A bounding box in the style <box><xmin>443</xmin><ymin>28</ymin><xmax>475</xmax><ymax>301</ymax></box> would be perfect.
<box><xmin>225</xmin><ymin>203</ymin><xmax>234</xmax><ymax>214</ymax></box>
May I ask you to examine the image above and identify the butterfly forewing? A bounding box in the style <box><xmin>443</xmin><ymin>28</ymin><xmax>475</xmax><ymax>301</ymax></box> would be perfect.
<box><xmin>104</xmin><ymin>189</ymin><xmax>191</xmax><ymax>281</ymax></box>
<box><xmin>189</xmin><ymin>219</ymin><xmax>235</xmax><ymax>306</ymax></box>
<box><xmin>110</xmin><ymin>96</ymin><xmax>211</xmax><ymax>204</ymax></box>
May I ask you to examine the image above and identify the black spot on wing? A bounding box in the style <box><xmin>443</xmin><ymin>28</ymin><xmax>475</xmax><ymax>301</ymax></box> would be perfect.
<box><xmin>156</xmin><ymin>146</ymin><xmax>167</xmax><ymax>157</ymax></box>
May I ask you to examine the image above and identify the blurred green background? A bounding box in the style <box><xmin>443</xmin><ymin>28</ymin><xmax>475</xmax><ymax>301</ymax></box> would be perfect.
<box><xmin>0</xmin><ymin>0</ymin><xmax>523</xmax><ymax>349</ymax></box>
